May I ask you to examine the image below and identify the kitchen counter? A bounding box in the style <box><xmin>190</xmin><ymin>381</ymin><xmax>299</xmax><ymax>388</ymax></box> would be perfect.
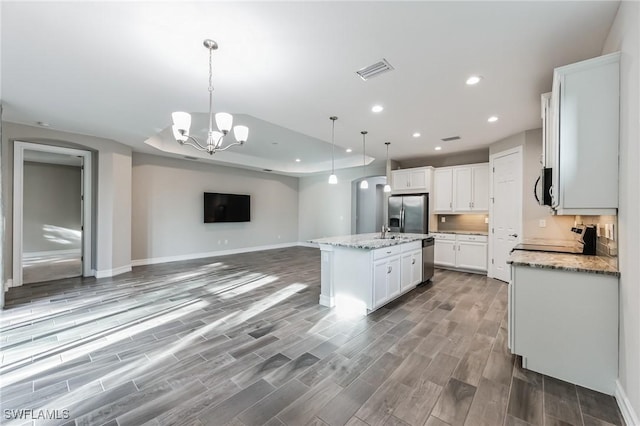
<box><xmin>508</xmin><ymin>250</ymin><xmax>619</xmax><ymax>277</ymax></box>
<box><xmin>432</xmin><ymin>230</ymin><xmax>489</xmax><ymax>236</ymax></box>
<box><xmin>309</xmin><ymin>232</ymin><xmax>430</xmax><ymax>250</ymax></box>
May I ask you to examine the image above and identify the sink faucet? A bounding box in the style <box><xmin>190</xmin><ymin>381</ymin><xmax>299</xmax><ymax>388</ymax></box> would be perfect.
<box><xmin>381</xmin><ymin>225</ymin><xmax>390</xmax><ymax>239</ymax></box>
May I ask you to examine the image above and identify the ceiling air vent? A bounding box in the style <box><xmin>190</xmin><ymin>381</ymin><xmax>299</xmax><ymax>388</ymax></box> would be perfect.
<box><xmin>441</xmin><ymin>136</ymin><xmax>461</xmax><ymax>142</ymax></box>
<box><xmin>356</xmin><ymin>59</ymin><xmax>394</xmax><ymax>81</ymax></box>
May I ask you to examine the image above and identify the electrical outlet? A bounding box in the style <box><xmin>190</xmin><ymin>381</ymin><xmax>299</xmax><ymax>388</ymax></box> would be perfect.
<box><xmin>484</xmin><ymin>217</ymin><xmax>489</xmax><ymax>224</ymax></box>
<box><xmin>539</xmin><ymin>219</ymin><xmax>546</xmax><ymax>228</ymax></box>
<box><xmin>441</xmin><ymin>216</ymin><xmax>446</xmax><ymax>223</ymax></box>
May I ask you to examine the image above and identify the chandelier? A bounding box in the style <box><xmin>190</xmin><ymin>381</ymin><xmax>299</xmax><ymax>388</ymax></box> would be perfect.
<box><xmin>171</xmin><ymin>39</ymin><xmax>249</xmax><ymax>154</ymax></box>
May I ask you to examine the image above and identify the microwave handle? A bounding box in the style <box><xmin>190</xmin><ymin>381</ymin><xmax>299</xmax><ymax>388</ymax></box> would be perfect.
<box><xmin>534</xmin><ymin>175</ymin><xmax>541</xmax><ymax>204</ymax></box>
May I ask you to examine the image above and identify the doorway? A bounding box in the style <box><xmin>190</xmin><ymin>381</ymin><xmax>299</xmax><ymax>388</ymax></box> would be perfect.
<box><xmin>13</xmin><ymin>142</ymin><xmax>93</xmax><ymax>287</ymax></box>
<box><xmin>488</xmin><ymin>147</ymin><xmax>522</xmax><ymax>282</ymax></box>
<box><xmin>354</xmin><ymin>176</ymin><xmax>386</xmax><ymax>234</ymax></box>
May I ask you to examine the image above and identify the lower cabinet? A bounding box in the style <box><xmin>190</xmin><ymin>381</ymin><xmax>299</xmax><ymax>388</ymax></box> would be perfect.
<box><xmin>401</xmin><ymin>249</ymin><xmax>423</xmax><ymax>291</ymax></box>
<box><xmin>373</xmin><ymin>256</ymin><xmax>401</xmax><ymax>308</ymax></box>
<box><xmin>433</xmin><ymin>233</ymin><xmax>487</xmax><ymax>272</ymax></box>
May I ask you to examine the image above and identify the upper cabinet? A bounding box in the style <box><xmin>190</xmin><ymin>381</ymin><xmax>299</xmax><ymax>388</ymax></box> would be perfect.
<box><xmin>434</xmin><ymin>163</ymin><xmax>489</xmax><ymax>213</ymax></box>
<box><xmin>546</xmin><ymin>52</ymin><xmax>620</xmax><ymax>215</ymax></box>
<box><xmin>391</xmin><ymin>167</ymin><xmax>433</xmax><ymax>194</ymax></box>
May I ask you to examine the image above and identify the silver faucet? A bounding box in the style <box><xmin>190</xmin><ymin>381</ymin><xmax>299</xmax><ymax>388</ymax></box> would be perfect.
<box><xmin>381</xmin><ymin>225</ymin><xmax>390</xmax><ymax>239</ymax></box>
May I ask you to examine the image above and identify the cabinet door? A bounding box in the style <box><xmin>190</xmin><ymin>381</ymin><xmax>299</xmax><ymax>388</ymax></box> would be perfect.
<box><xmin>434</xmin><ymin>169</ymin><xmax>453</xmax><ymax>212</ymax></box>
<box><xmin>400</xmin><ymin>252</ymin><xmax>413</xmax><ymax>291</ymax></box>
<box><xmin>453</xmin><ymin>167</ymin><xmax>472</xmax><ymax>211</ymax></box>
<box><xmin>373</xmin><ymin>259</ymin><xmax>388</xmax><ymax>308</ymax></box>
<box><xmin>387</xmin><ymin>256</ymin><xmax>401</xmax><ymax>299</ymax></box>
<box><xmin>434</xmin><ymin>240</ymin><xmax>456</xmax><ymax>267</ymax></box>
<box><xmin>391</xmin><ymin>170</ymin><xmax>411</xmax><ymax>191</ymax></box>
<box><xmin>408</xmin><ymin>169</ymin><xmax>426</xmax><ymax>190</ymax></box>
<box><xmin>456</xmin><ymin>241</ymin><xmax>487</xmax><ymax>271</ymax></box>
<box><xmin>471</xmin><ymin>165</ymin><xmax>489</xmax><ymax>211</ymax></box>
<box><xmin>411</xmin><ymin>250</ymin><xmax>423</xmax><ymax>285</ymax></box>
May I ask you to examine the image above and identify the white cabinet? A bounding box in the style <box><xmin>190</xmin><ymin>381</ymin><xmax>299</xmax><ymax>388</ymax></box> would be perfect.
<box><xmin>456</xmin><ymin>235</ymin><xmax>488</xmax><ymax>271</ymax></box>
<box><xmin>317</xmin><ymin>240</ymin><xmax>424</xmax><ymax>314</ymax></box>
<box><xmin>547</xmin><ymin>52</ymin><xmax>619</xmax><ymax>215</ymax></box>
<box><xmin>434</xmin><ymin>163</ymin><xmax>489</xmax><ymax>213</ymax></box>
<box><xmin>401</xmin><ymin>247</ymin><xmax>423</xmax><ymax>291</ymax></box>
<box><xmin>433</xmin><ymin>233</ymin><xmax>487</xmax><ymax>272</ymax></box>
<box><xmin>391</xmin><ymin>167</ymin><xmax>433</xmax><ymax>194</ymax></box>
<box><xmin>373</xmin><ymin>255</ymin><xmax>400</xmax><ymax>308</ymax></box>
<box><xmin>434</xmin><ymin>168</ymin><xmax>453</xmax><ymax>211</ymax></box>
<box><xmin>509</xmin><ymin>264</ymin><xmax>618</xmax><ymax>394</ymax></box>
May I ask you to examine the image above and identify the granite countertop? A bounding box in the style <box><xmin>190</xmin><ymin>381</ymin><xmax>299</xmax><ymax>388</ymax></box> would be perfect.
<box><xmin>508</xmin><ymin>250</ymin><xmax>620</xmax><ymax>277</ymax></box>
<box><xmin>310</xmin><ymin>233</ymin><xmax>430</xmax><ymax>250</ymax></box>
<box><xmin>433</xmin><ymin>230</ymin><xmax>489</xmax><ymax>236</ymax></box>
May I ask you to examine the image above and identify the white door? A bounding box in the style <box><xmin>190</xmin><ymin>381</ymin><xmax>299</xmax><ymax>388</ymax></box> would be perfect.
<box><xmin>408</xmin><ymin>169</ymin><xmax>426</xmax><ymax>190</ymax></box>
<box><xmin>387</xmin><ymin>256</ymin><xmax>401</xmax><ymax>299</ymax></box>
<box><xmin>400</xmin><ymin>252</ymin><xmax>413</xmax><ymax>290</ymax></box>
<box><xmin>490</xmin><ymin>148</ymin><xmax>522</xmax><ymax>282</ymax></box>
<box><xmin>410</xmin><ymin>250</ymin><xmax>422</xmax><ymax>285</ymax></box>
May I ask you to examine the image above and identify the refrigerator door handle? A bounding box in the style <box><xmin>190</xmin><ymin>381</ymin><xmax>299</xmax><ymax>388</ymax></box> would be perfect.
<box><xmin>400</xmin><ymin>208</ymin><xmax>405</xmax><ymax>232</ymax></box>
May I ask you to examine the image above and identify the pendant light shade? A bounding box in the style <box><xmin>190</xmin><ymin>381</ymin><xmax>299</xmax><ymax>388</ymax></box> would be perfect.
<box><xmin>328</xmin><ymin>116</ymin><xmax>338</xmax><ymax>184</ymax></box>
<box><xmin>360</xmin><ymin>131</ymin><xmax>368</xmax><ymax>189</ymax></box>
<box><xmin>383</xmin><ymin>142</ymin><xmax>392</xmax><ymax>192</ymax></box>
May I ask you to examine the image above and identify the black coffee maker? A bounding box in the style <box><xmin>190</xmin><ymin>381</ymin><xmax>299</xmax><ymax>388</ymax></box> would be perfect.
<box><xmin>572</xmin><ymin>225</ymin><xmax>597</xmax><ymax>255</ymax></box>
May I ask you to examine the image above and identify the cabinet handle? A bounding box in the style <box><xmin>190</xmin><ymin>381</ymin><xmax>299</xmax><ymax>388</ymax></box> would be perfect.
<box><xmin>387</xmin><ymin>266</ymin><xmax>392</xmax><ymax>274</ymax></box>
<box><xmin>386</xmin><ymin>251</ymin><xmax>392</xmax><ymax>254</ymax></box>
<box><xmin>458</xmin><ymin>245</ymin><xmax>461</xmax><ymax>251</ymax></box>
<box><xmin>471</xmin><ymin>201</ymin><xmax>474</xmax><ymax>208</ymax></box>
<box><xmin>452</xmin><ymin>245</ymin><xmax>455</xmax><ymax>251</ymax></box>
<box><xmin>449</xmin><ymin>202</ymin><xmax>452</xmax><ymax>208</ymax></box>
<box><xmin>469</xmin><ymin>202</ymin><xmax>471</xmax><ymax>208</ymax></box>
<box><xmin>412</xmin><ymin>259</ymin><xmax>415</xmax><ymax>265</ymax></box>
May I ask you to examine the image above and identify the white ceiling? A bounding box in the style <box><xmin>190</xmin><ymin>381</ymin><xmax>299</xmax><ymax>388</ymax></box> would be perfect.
<box><xmin>1</xmin><ymin>1</ymin><xmax>619</xmax><ymax>176</ymax></box>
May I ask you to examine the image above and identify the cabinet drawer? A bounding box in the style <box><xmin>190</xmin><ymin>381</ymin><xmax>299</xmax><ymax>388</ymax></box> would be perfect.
<box><xmin>373</xmin><ymin>245</ymin><xmax>402</xmax><ymax>260</ymax></box>
<box><xmin>401</xmin><ymin>241</ymin><xmax>421</xmax><ymax>252</ymax></box>
<box><xmin>457</xmin><ymin>234</ymin><xmax>488</xmax><ymax>243</ymax></box>
<box><xmin>432</xmin><ymin>233</ymin><xmax>456</xmax><ymax>241</ymax></box>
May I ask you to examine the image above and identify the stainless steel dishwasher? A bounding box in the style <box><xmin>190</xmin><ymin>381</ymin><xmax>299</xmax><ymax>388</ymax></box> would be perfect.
<box><xmin>422</xmin><ymin>237</ymin><xmax>435</xmax><ymax>282</ymax></box>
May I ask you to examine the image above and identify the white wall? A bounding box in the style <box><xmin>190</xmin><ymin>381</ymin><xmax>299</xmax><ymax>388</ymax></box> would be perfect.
<box><xmin>603</xmin><ymin>1</ymin><xmax>640</xmax><ymax>421</ymax></box>
<box><xmin>399</xmin><ymin>148</ymin><xmax>489</xmax><ymax>169</ymax></box>
<box><xmin>298</xmin><ymin>165</ymin><xmax>385</xmax><ymax>241</ymax></box>
<box><xmin>1</xmin><ymin>122</ymin><xmax>133</xmax><ymax>282</ymax></box>
<box><xmin>23</xmin><ymin>162</ymin><xmax>81</xmax><ymax>253</ymax></box>
<box><xmin>131</xmin><ymin>153</ymin><xmax>299</xmax><ymax>263</ymax></box>
<box><xmin>354</xmin><ymin>176</ymin><xmax>386</xmax><ymax>234</ymax></box>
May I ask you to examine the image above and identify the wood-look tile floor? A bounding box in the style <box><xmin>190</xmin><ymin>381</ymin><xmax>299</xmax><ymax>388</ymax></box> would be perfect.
<box><xmin>0</xmin><ymin>247</ymin><xmax>625</xmax><ymax>426</ymax></box>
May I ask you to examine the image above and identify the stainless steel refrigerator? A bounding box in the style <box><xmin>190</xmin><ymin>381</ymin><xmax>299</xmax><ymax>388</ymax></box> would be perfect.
<box><xmin>388</xmin><ymin>194</ymin><xmax>429</xmax><ymax>234</ymax></box>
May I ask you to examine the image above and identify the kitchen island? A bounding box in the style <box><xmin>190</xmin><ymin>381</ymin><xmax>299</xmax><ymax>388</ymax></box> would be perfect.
<box><xmin>507</xmin><ymin>249</ymin><xmax>619</xmax><ymax>394</ymax></box>
<box><xmin>310</xmin><ymin>233</ymin><xmax>430</xmax><ymax>316</ymax></box>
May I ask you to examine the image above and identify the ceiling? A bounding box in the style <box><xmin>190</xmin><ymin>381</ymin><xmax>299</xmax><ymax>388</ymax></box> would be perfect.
<box><xmin>1</xmin><ymin>1</ymin><xmax>619</xmax><ymax>176</ymax></box>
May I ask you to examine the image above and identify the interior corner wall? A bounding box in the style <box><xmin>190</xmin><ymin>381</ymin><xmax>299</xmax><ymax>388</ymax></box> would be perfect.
<box><xmin>298</xmin><ymin>164</ymin><xmax>385</xmax><ymax>241</ymax></box>
<box><xmin>602</xmin><ymin>1</ymin><xmax>640</xmax><ymax>420</ymax></box>
<box><xmin>131</xmin><ymin>153</ymin><xmax>298</xmax><ymax>263</ymax></box>
<box><xmin>1</xmin><ymin>122</ymin><xmax>133</xmax><ymax>283</ymax></box>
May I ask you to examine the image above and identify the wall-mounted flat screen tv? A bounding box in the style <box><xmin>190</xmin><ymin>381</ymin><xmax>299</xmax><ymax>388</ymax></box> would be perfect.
<box><xmin>204</xmin><ymin>192</ymin><xmax>250</xmax><ymax>223</ymax></box>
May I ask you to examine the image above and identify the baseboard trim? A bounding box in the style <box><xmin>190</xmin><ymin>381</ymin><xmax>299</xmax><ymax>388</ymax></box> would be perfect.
<box><xmin>615</xmin><ymin>379</ymin><xmax>640</xmax><ymax>426</ymax></box>
<box><xmin>95</xmin><ymin>265</ymin><xmax>132</xmax><ymax>279</ymax></box>
<box><xmin>4</xmin><ymin>279</ymin><xmax>13</xmax><ymax>291</ymax></box>
<box><xmin>319</xmin><ymin>294</ymin><xmax>334</xmax><ymax>307</ymax></box>
<box><xmin>23</xmin><ymin>249</ymin><xmax>81</xmax><ymax>258</ymax></box>
<box><xmin>131</xmin><ymin>242</ymin><xmax>307</xmax><ymax>267</ymax></box>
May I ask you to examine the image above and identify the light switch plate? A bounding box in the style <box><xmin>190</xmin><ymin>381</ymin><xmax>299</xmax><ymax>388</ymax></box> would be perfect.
<box><xmin>441</xmin><ymin>217</ymin><xmax>446</xmax><ymax>223</ymax></box>
<box><xmin>539</xmin><ymin>219</ymin><xmax>546</xmax><ymax>228</ymax></box>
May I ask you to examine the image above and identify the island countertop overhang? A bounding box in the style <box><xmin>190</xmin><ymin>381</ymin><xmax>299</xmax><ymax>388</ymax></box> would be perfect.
<box><xmin>309</xmin><ymin>233</ymin><xmax>431</xmax><ymax>250</ymax></box>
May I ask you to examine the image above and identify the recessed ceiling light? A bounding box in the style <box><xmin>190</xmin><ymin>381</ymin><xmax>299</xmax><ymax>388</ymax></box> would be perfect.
<box><xmin>295</xmin><ymin>158</ymin><xmax>301</xmax><ymax>162</ymax></box>
<box><xmin>466</xmin><ymin>75</ymin><xmax>482</xmax><ymax>85</ymax></box>
<box><xmin>346</xmin><ymin>148</ymin><xmax>352</xmax><ymax>153</ymax></box>
<box><xmin>371</xmin><ymin>105</ymin><xmax>384</xmax><ymax>113</ymax></box>
<box><xmin>488</xmin><ymin>116</ymin><xmax>499</xmax><ymax>123</ymax></box>
<box><xmin>435</xmin><ymin>146</ymin><xmax>442</xmax><ymax>151</ymax></box>
<box><xmin>412</xmin><ymin>132</ymin><xmax>421</xmax><ymax>138</ymax></box>
<box><xmin>37</xmin><ymin>121</ymin><xmax>50</xmax><ymax>127</ymax></box>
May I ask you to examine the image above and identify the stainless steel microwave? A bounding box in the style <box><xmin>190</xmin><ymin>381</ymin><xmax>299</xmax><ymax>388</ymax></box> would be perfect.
<box><xmin>535</xmin><ymin>167</ymin><xmax>553</xmax><ymax>206</ymax></box>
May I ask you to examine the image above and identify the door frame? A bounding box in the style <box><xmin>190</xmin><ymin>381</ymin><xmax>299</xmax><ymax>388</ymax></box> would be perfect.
<box><xmin>488</xmin><ymin>146</ymin><xmax>523</xmax><ymax>280</ymax></box>
<box><xmin>13</xmin><ymin>141</ymin><xmax>93</xmax><ymax>287</ymax></box>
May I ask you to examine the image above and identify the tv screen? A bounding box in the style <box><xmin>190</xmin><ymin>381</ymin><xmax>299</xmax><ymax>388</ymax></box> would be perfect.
<box><xmin>204</xmin><ymin>192</ymin><xmax>250</xmax><ymax>223</ymax></box>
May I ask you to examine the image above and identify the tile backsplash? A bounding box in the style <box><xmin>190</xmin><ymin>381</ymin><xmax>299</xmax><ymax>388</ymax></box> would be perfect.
<box><xmin>436</xmin><ymin>214</ymin><xmax>489</xmax><ymax>233</ymax></box>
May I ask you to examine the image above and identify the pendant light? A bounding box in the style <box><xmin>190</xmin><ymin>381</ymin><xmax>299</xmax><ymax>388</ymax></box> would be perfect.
<box><xmin>360</xmin><ymin>131</ymin><xmax>368</xmax><ymax>189</ymax></box>
<box><xmin>328</xmin><ymin>116</ymin><xmax>338</xmax><ymax>184</ymax></box>
<box><xmin>383</xmin><ymin>142</ymin><xmax>392</xmax><ymax>193</ymax></box>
